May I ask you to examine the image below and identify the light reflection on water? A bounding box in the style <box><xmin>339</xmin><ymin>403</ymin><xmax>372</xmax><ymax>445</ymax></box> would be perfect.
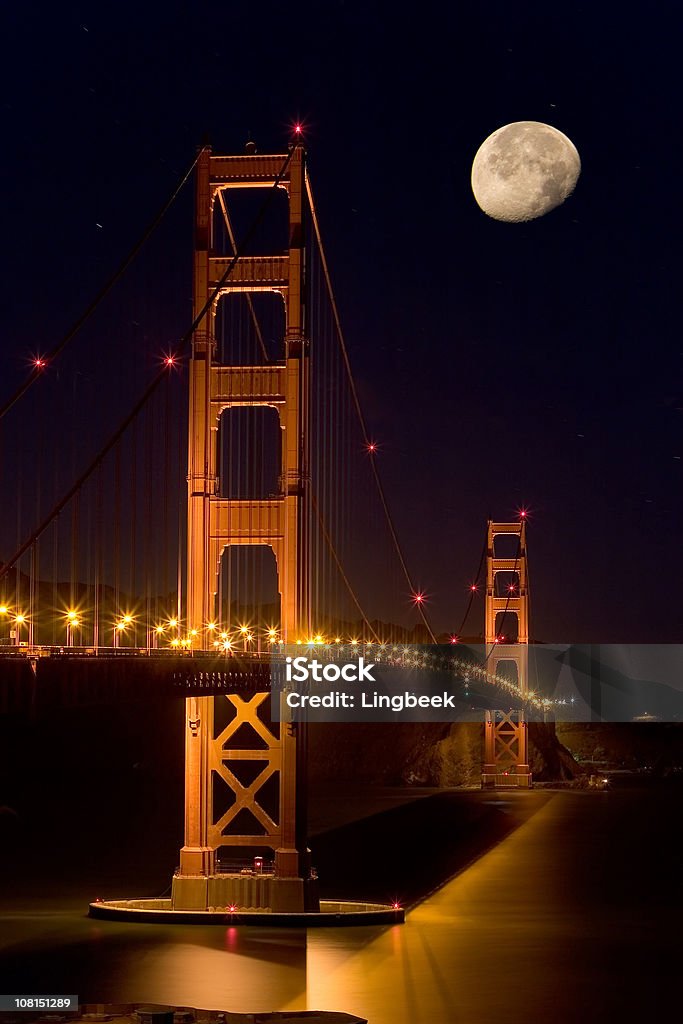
<box><xmin>123</xmin><ymin>938</ymin><xmax>305</xmax><ymax>1012</ymax></box>
<box><xmin>81</xmin><ymin>927</ymin><xmax>311</xmax><ymax>1012</ymax></box>
<box><xmin>1</xmin><ymin>790</ymin><xmax>679</xmax><ymax>1023</ymax></box>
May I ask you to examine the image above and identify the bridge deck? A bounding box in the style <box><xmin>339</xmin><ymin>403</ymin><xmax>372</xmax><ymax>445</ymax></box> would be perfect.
<box><xmin>0</xmin><ymin>651</ymin><xmax>276</xmax><ymax>715</ymax></box>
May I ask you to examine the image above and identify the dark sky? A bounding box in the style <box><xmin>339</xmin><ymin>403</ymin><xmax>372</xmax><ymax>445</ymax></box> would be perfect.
<box><xmin>1</xmin><ymin>2</ymin><xmax>682</xmax><ymax>642</ymax></box>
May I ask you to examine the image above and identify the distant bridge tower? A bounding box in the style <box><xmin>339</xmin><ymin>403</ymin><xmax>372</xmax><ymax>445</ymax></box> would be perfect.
<box><xmin>174</xmin><ymin>143</ymin><xmax>314</xmax><ymax>912</ymax></box>
<box><xmin>481</xmin><ymin>519</ymin><xmax>532</xmax><ymax>789</ymax></box>
<box><xmin>484</xmin><ymin>520</ymin><xmax>528</xmax><ymax>689</ymax></box>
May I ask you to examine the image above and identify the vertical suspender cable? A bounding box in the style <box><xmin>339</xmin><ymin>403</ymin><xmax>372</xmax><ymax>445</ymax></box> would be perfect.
<box><xmin>130</xmin><ymin>416</ymin><xmax>137</xmax><ymax>644</ymax></box>
<box><xmin>95</xmin><ymin>465</ymin><xmax>103</xmax><ymax>649</ymax></box>
<box><xmin>114</xmin><ymin>441</ymin><xmax>121</xmax><ymax>624</ymax></box>
<box><xmin>306</xmin><ymin>173</ymin><xmax>437</xmax><ymax>643</ymax></box>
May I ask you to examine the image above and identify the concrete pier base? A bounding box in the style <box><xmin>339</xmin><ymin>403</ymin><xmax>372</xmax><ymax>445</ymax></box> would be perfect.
<box><xmin>89</xmin><ymin>897</ymin><xmax>404</xmax><ymax>926</ymax></box>
<box><xmin>171</xmin><ymin>872</ymin><xmax>310</xmax><ymax>913</ymax></box>
<box><xmin>481</xmin><ymin>769</ymin><xmax>532</xmax><ymax>789</ymax></box>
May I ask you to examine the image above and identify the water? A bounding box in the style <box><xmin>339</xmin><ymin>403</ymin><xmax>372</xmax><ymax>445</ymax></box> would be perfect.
<box><xmin>1</xmin><ymin>784</ymin><xmax>680</xmax><ymax>1023</ymax></box>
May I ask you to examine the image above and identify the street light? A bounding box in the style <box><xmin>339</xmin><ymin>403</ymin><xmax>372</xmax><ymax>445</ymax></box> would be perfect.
<box><xmin>65</xmin><ymin>610</ymin><xmax>80</xmax><ymax>647</ymax></box>
<box><xmin>113</xmin><ymin>619</ymin><xmax>129</xmax><ymax>649</ymax></box>
<box><xmin>0</xmin><ymin>604</ymin><xmax>10</xmax><ymax>646</ymax></box>
<box><xmin>14</xmin><ymin>613</ymin><xmax>26</xmax><ymax>646</ymax></box>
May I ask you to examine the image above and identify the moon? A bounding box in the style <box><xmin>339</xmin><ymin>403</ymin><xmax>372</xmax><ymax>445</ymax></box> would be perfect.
<box><xmin>471</xmin><ymin>121</ymin><xmax>581</xmax><ymax>223</ymax></box>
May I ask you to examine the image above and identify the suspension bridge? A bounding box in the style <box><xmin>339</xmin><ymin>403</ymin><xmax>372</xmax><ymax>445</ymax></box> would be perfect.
<box><xmin>0</xmin><ymin>140</ymin><xmax>533</xmax><ymax>916</ymax></box>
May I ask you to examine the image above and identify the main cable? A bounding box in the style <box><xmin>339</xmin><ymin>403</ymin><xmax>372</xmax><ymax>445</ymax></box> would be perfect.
<box><xmin>455</xmin><ymin>528</ymin><xmax>488</xmax><ymax>637</ymax></box>
<box><xmin>0</xmin><ymin>149</ymin><xmax>203</xmax><ymax>421</ymax></box>
<box><xmin>305</xmin><ymin>171</ymin><xmax>437</xmax><ymax>643</ymax></box>
<box><xmin>1</xmin><ymin>147</ymin><xmax>295</xmax><ymax>581</ymax></box>
<box><xmin>311</xmin><ymin>495</ymin><xmax>381</xmax><ymax>643</ymax></box>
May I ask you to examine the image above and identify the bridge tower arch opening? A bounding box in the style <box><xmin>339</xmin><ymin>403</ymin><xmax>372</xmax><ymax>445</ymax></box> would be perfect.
<box><xmin>175</xmin><ymin>144</ymin><xmax>315</xmax><ymax>913</ymax></box>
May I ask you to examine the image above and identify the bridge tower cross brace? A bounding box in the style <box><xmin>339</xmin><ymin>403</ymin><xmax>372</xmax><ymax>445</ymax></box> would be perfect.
<box><xmin>481</xmin><ymin>520</ymin><xmax>532</xmax><ymax>789</ymax></box>
<box><xmin>177</xmin><ymin>145</ymin><xmax>312</xmax><ymax>909</ymax></box>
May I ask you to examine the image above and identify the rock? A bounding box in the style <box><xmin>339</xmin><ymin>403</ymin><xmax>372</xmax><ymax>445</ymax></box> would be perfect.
<box><xmin>309</xmin><ymin>721</ymin><xmax>582</xmax><ymax>786</ymax></box>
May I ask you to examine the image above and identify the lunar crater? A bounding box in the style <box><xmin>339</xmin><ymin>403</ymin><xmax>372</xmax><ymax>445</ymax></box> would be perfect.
<box><xmin>472</xmin><ymin>121</ymin><xmax>581</xmax><ymax>223</ymax></box>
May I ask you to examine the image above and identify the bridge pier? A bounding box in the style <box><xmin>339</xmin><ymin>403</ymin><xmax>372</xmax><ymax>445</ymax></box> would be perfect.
<box><xmin>179</xmin><ymin>696</ymin><xmax>216</xmax><ymax>876</ymax></box>
<box><xmin>172</xmin><ymin>688</ymin><xmax>317</xmax><ymax>913</ymax></box>
<box><xmin>481</xmin><ymin>709</ymin><xmax>532</xmax><ymax>788</ymax></box>
<box><xmin>171</xmin><ymin>873</ymin><xmax>311</xmax><ymax>913</ymax></box>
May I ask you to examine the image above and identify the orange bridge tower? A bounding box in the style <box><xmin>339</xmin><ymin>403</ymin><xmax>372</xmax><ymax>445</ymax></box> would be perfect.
<box><xmin>173</xmin><ymin>143</ymin><xmax>314</xmax><ymax>912</ymax></box>
<box><xmin>481</xmin><ymin>520</ymin><xmax>532</xmax><ymax>789</ymax></box>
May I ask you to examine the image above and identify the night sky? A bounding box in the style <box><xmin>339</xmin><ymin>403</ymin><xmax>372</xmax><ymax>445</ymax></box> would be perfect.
<box><xmin>1</xmin><ymin>2</ymin><xmax>682</xmax><ymax>642</ymax></box>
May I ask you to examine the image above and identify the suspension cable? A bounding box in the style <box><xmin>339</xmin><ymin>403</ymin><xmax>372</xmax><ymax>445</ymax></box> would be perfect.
<box><xmin>455</xmin><ymin>528</ymin><xmax>488</xmax><ymax>637</ymax></box>
<box><xmin>0</xmin><ymin>365</ymin><xmax>171</xmax><ymax>580</ymax></box>
<box><xmin>1</xmin><ymin>148</ymin><xmax>296</xmax><ymax>581</ymax></box>
<box><xmin>305</xmin><ymin>171</ymin><xmax>437</xmax><ymax>643</ymax></box>
<box><xmin>312</xmin><ymin>495</ymin><xmax>381</xmax><ymax>642</ymax></box>
<box><xmin>0</xmin><ymin>149</ymin><xmax>204</xmax><ymax>421</ymax></box>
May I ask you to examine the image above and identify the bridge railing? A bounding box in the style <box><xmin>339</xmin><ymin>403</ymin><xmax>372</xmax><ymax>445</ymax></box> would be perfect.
<box><xmin>0</xmin><ymin>644</ymin><xmax>270</xmax><ymax>659</ymax></box>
